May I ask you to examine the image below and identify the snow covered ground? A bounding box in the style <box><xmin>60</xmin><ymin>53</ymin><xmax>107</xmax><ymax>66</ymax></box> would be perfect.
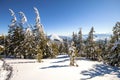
<box><xmin>0</xmin><ymin>60</ymin><xmax>10</xmax><ymax>80</ymax></box>
<box><xmin>5</xmin><ymin>55</ymin><xmax>120</xmax><ymax>80</ymax></box>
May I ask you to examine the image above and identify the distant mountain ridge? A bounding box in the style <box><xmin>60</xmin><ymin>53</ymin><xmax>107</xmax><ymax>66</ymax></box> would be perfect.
<box><xmin>83</xmin><ymin>33</ymin><xmax>112</xmax><ymax>41</ymax></box>
<box><xmin>48</xmin><ymin>33</ymin><xmax>112</xmax><ymax>41</ymax></box>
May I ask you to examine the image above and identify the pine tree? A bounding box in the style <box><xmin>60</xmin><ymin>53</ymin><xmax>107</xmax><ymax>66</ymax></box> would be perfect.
<box><xmin>112</xmin><ymin>22</ymin><xmax>120</xmax><ymax>42</ymax></box>
<box><xmin>85</xmin><ymin>27</ymin><xmax>97</xmax><ymax>60</ymax></box>
<box><xmin>58</xmin><ymin>43</ymin><xmax>64</xmax><ymax>54</ymax></box>
<box><xmin>0</xmin><ymin>35</ymin><xmax>5</xmax><ymax>58</ymax></box>
<box><xmin>0</xmin><ymin>35</ymin><xmax>4</xmax><ymax>45</ymax></box>
<box><xmin>40</xmin><ymin>37</ymin><xmax>51</xmax><ymax>58</ymax></box>
<box><xmin>22</xmin><ymin>27</ymin><xmax>36</xmax><ymax>59</ymax></box>
<box><xmin>69</xmin><ymin>41</ymin><xmax>78</xmax><ymax>66</ymax></box>
<box><xmin>51</xmin><ymin>43</ymin><xmax>59</xmax><ymax>58</ymax></box>
<box><xmin>16</xmin><ymin>11</ymin><xmax>37</xmax><ymax>59</ymax></box>
<box><xmin>12</xmin><ymin>25</ymin><xmax>24</xmax><ymax>58</ymax></box>
<box><xmin>107</xmin><ymin>22</ymin><xmax>120</xmax><ymax>66</ymax></box>
<box><xmin>99</xmin><ymin>38</ymin><xmax>109</xmax><ymax>61</ymax></box>
<box><xmin>36</xmin><ymin>45</ymin><xmax>43</xmax><ymax>62</ymax></box>
<box><xmin>63</xmin><ymin>39</ymin><xmax>69</xmax><ymax>55</ymax></box>
<box><xmin>77</xmin><ymin>28</ymin><xmax>84</xmax><ymax>56</ymax></box>
<box><xmin>34</xmin><ymin>27</ymin><xmax>52</xmax><ymax>58</ymax></box>
<box><xmin>6</xmin><ymin>9</ymin><xmax>25</xmax><ymax>58</ymax></box>
<box><xmin>33</xmin><ymin>7</ymin><xmax>52</xmax><ymax>58</ymax></box>
<box><xmin>95</xmin><ymin>40</ymin><xmax>105</xmax><ymax>61</ymax></box>
<box><xmin>6</xmin><ymin>9</ymin><xmax>16</xmax><ymax>57</ymax></box>
<box><xmin>72</xmin><ymin>32</ymin><xmax>78</xmax><ymax>47</ymax></box>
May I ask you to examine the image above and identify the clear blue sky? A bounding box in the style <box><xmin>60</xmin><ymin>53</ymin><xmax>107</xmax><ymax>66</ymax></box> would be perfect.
<box><xmin>0</xmin><ymin>0</ymin><xmax>120</xmax><ymax>36</ymax></box>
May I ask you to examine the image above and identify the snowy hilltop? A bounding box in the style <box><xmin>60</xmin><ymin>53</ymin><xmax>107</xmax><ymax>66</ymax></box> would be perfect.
<box><xmin>49</xmin><ymin>34</ymin><xmax>63</xmax><ymax>42</ymax></box>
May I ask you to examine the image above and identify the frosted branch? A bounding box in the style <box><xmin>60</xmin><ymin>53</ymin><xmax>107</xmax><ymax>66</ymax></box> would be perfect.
<box><xmin>9</xmin><ymin>9</ymin><xmax>17</xmax><ymax>23</ymax></box>
<box><xmin>33</xmin><ymin>7</ymin><xmax>40</xmax><ymax>24</ymax></box>
<box><xmin>25</xmin><ymin>27</ymin><xmax>33</xmax><ymax>37</ymax></box>
<box><xmin>111</xmin><ymin>40</ymin><xmax>120</xmax><ymax>51</ymax></box>
<box><xmin>19</xmin><ymin>11</ymin><xmax>27</xmax><ymax>24</ymax></box>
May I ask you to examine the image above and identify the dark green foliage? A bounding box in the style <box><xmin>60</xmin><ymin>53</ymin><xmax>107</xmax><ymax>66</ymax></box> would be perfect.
<box><xmin>72</xmin><ymin>32</ymin><xmax>77</xmax><ymax>47</ymax></box>
<box><xmin>39</xmin><ymin>36</ymin><xmax>51</xmax><ymax>58</ymax></box>
<box><xmin>97</xmin><ymin>39</ymin><xmax>109</xmax><ymax>61</ymax></box>
<box><xmin>51</xmin><ymin>43</ymin><xmax>59</xmax><ymax>58</ymax></box>
<box><xmin>36</xmin><ymin>46</ymin><xmax>43</xmax><ymax>62</ymax></box>
<box><xmin>0</xmin><ymin>35</ymin><xmax>5</xmax><ymax>56</ymax></box>
<box><xmin>13</xmin><ymin>25</ymin><xmax>25</xmax><ymax>58</ymax></box>
<box><xmin>34</xmin><ymin>24</ymin><xmax>53</xmax><ymax>59</ymax></box>
<box><xmin>63</xmin><ymin>39</ymin><xmax>69</xmax><ymax>55</ymax></box>
<box><xmin>106</xmin><ymin>22</ymin><xmax>120</xmax><ymax>67</ymax></box>
<box><xmin>0</xmin><ymin>35</ymin><xmax>4</xmax><ymax>45</ymax></box>
<box><xmin>77</xmin><ymin>28</ymin><xmax>84</xmax><ymax>56</ymax></box>
<box><xmin>85</xmin><ymin>27</ymin><xmax>97</xmax><ymax>60</ymax></box>
<box><xmin>58</xmin><ymin>43</ymin><xmax>64</xmax><ymax>54</ymax></box>
<box><xmin>6</xmin><ymin>24</ymin><xmax>25</xmax><ymax>58</ymax></box>
<box><xmin>108</xmin><ymin>43</ymin><xmax>120</xmax><ymax>66</ymax></box>
<box><xmin>22</xmin><ymin>28</ymin><xmax>36</xmax><ymax>59</ymax></box>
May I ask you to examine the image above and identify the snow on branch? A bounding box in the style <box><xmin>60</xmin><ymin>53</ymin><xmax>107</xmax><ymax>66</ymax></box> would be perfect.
<box><xmin>25</xmin><ymin>27</ymin><xmax>33</xmax><ymax>37</ymax></box>
<box><xmin>9</xmin><ymin>9</ymin><xmax>17</xmax><ymax>23</ymax></box>
<box><xmin>9</xmin><ymin>9</ymin><xmax>15</xmax><ymax>16</ymax></box>
<box><xmin>19</xmin><ymin>11</ymin><xmax>27</xmax><ymax>24</ymax></box>
<box><xmin>33</xmin><ymin>7</ymin><xmax>40</xmax><ymax>24</ymax></box>
<box><xmin>111</xmin><ymin>40</ymin><xmax>120</xmax><ymax>51</ymax></box>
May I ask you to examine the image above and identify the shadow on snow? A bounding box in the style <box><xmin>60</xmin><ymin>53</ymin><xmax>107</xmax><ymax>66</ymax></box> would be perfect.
<box><xmin>56</xmin><ymin>55</ymin><xmax>69</xmax><ymax>59</ymax></box>
<box><xmin>52</xmin><ymin>58</ymin><xmax>69</xmax><ymax>63</ymax></box>
<box><xmin>80</xmin><ymin>64</ymin><xmax>120</xmax><ymax>80</ymax></box>
<box><xmin>40</xmin><ymin>65</ymin><xmax>68</xmax><ymax>69</ymax></box>
<box><xmin>41</xmin><ymin>55</ymin><xmax>69</xmax><ymax>69</ymax></box>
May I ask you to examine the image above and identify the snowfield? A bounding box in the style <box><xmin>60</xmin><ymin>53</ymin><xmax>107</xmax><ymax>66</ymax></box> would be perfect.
<box><xmin>0</xmin><ymin>60</ymin><xmax>10</xmax><ymax>80</ymax></box>
<box><xmin>5</xmin><ymin>55</ymin><xmax>120</xmax><ymax>80</ymax></box>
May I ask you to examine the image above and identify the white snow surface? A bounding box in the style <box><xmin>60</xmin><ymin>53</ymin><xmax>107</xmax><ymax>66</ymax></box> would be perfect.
<box><xmin>5</xmin><ymin>55</ymin><xmax>120</xmax><ymax>80</ymax></box>
<box><xmin>0</xmin><ymin>60</ymin><xmax>9</xmax><ymax>80</ymax></box>
<box><xmin>0</xmin><ymin>60</ymin><xmax>3</xmax><ymax>68</ymax></box>
<box><xmin>50</xmin><ymin>34</ymin><xmax>63</xmax><ymax>42</ymax></box>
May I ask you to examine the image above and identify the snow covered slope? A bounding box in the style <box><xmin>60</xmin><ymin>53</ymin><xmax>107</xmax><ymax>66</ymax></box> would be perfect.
<box><xmin>5</xmin><ymin>55</ymin><xmax>120</xmax><ymax>80</ymax></box>
<box><xmin>50</xmin><ymin>34</ymin><xmax>63</xmax><ymax>42</ymax></box>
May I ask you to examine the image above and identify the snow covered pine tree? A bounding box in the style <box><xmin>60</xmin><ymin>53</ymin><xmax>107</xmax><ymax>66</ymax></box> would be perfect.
<box><xmin>33</xmin><ymin>7</ymin><xmax>53</xmax><ymax>59</ymax></box>
<box><xmin>85</xmin><ymin>27</ymin><xmax>97</xmax><ymax>60</ymax></box>
<box><xmin>77</xmin><ymin>28</ymin><xmax>84</xmax><ymax>57</ymax></box>
<box><xmin>7</xmin><ymin>9</ymin><xmax>24</xmax><ymax>58</ymax></box>
<box><xmin>107</xmin><ymin>22</ymin><xmax>120</xmax><ymax>66</ymax></box>
<box><xmin>69</xmin><ymin>41</ymin><xmax>78</xmax><ymax>67</ymax></box>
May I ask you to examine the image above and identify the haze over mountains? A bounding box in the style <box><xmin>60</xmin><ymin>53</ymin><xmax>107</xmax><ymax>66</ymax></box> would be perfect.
<box><xmin>48</xmin><ymin>33</ymin><xmax>111</xmax><ymax>42</ymax></box>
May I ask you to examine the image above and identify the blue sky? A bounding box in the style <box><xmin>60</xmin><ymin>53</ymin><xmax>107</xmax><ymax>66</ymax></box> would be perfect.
<box><xmin>0</xmin><ymin>0</ymin><xmax>120</xmax><ymax>36</ymax></box>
